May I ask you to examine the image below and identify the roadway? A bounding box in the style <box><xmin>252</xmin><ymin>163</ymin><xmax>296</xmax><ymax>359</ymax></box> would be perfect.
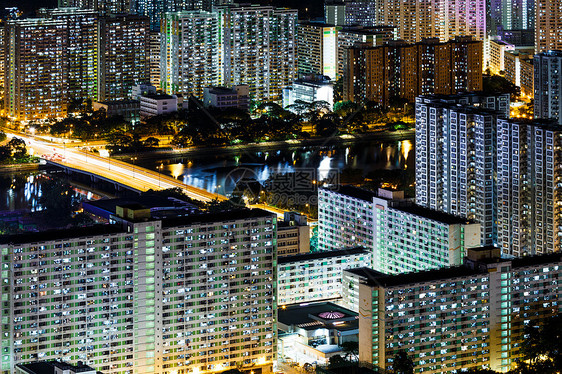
<box><xmin>5</xmin><ymin>131</ymin><xmax>288</xmax><ymax>218</ymax></box>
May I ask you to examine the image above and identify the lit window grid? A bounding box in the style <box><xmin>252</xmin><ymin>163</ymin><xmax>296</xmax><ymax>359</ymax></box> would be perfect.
<box><xmin>1</xmin><ymin>215</ymin><xmax>278</xmax><ymax>374</ymax></box>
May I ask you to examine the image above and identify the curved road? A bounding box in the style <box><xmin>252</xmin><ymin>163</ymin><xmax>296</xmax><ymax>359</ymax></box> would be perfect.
<box><xmin>7</xmin><ymin>131</ymin><xmax>287</xmax><ymax>218</ymax></box>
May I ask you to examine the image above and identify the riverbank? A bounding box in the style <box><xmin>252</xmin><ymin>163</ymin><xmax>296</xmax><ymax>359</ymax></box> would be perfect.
<box><xmin>114</xmin><ymin>129</ymin><xmax>415</xmax><ymax>161</ymax></box>
<box><xmin>0</xmin><ymin>162</ymin><xmax>42</xmax><ymax>172</ymax></box>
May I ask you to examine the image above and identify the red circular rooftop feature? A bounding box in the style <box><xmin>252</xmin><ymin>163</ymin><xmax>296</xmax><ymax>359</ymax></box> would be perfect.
<box><xmin>318</xmin><ymin>311</ymin><xmax>345</xmax><ymax>319</ymax></box>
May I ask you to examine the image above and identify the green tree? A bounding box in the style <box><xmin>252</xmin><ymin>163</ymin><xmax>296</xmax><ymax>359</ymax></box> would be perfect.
<box><xmin>328</xmin><ymin>355</ymin><xmax>347</xmax><ymax>368</ymax></box>
<box><xmin>465</xmin><ymin>368</ymin><xmax>499</xmax><ymax>373</ymax></box>
<box><xmin>38</xmin><ymin>179</ymin><xmax>74</xmax><ymax>220</ymax></box>
<box><xmin>341</xmin><ymin>341</ymin><xmax>359</xmax><ymax>361</ymax></box>
<box><xmin>143</xmin><ymin>137</ymin><xmax>160</xmax><ymax>147</ymax></box>
<box><xmin>7</xmin><ymin>137</ymin><xmax>27</xmax><ymax>160</ymax></box>
<box><xmin>520</xmin><ymin>314</ymin><xmax>562</xmax><ymax>373</ymax></box>
<box><xmin>392</xmin><ymin>350</ymin><xmax>414</xmax><ymax>374</ymax></box>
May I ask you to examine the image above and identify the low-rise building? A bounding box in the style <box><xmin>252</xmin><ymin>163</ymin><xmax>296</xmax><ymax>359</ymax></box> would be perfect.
<box><xmin>16</xmin><ymin>361</ymin><xmax>97</xmax><ymax>374</ymax></box>
<box><xmin>139</xmin><ymin>93</ymin><xmax>180</xmax><ymax>118</ymax></box>
<box><xmin>283</xmin><ymin>74</ymin><xmax>334</xmax><ymax>110</ymax></box>
<box><xmin>351</xmin><ymin>247</ymin><xmax>562</xmax><ymax>373</ymax></box>
<box><xmin>318</xmin><ymin>186</ymin><xmax>481</xmax><ymax>274</ymax></box>
<box><xmin>278</xmin><ymin>212</ymin><xmax>310</xmax><ymax>257</ymax></box>
<box><xmin>131</xmin><ymin>83</ymin><xmax>156</xmax><ymax>99</ymax></box>
<box><xmin>278</xmin><ymin>302</ymin><xmax>358</xmax><ymax>365</ymax></box>
<box><xmin>278</xmin><ymin>247</ymin><xmax>371</xmax><ymax>306</ymax></box>
<box><xmin>202</xmin><ymin>85</ymin><xmax>250</xmax><ymax>110</ymax></box>
<box><xmin>92</xmin><ymin>99</ymin><xmax>140</xmax><ymax>124</ymax></box>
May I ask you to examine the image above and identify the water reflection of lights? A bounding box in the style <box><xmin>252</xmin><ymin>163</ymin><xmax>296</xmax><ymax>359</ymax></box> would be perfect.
<box><xmin>173</xmin><ymin>140</ymin><xmax>414</xmax><ymax>194</ymax></box>
<box><xmin>318</xmin><ymin>157</ymin><xmax>332</xmax><ymax>182</ymax></box>
<box><xmin>401</xmin><ymin>140</ymin><xmax>412</xmax><ymax>168</ymax></box>
<box><xmin>169</xmin><ymin>163</ymin><xmax>185</xmax><ymax>179</ymax></box>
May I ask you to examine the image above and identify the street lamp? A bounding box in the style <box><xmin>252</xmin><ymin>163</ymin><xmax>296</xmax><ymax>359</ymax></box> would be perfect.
<box><xmin>157</xmin><ymin>163</ymin><xmax>164</xmax><ymax>189</ymax></box>
<box><xmin>131</xmin><ymin>156</ymin><xmax>137</xmax><ymax>178</ymax></box>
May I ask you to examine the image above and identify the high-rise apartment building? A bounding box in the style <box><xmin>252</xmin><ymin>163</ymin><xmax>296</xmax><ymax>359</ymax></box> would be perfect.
<box><xmin>415</xmin><ymin>94</ymin><xmax>510</xmax><ymax>246</ymax></box>
<box><xmin>535</xmin><ymin>0</ymin><xmax>562</xmax><ymax>52</ymax></box>
<box><xmin>336</xmin><ymin>26</ymin><xmax>395</xmax><ymax>78</ymax></box>
<box><xmin>318</xmin><ymin>186</ymin><xmax>480</xmax><ymax>274</ymax></box>
<box><xmin>58</xmin><ymin>0</ymin><xmax>132</xmax><ymax>13</ymax></box>
<box><xmin>504</xmin><ymin>50</ymin><xmax>534</xmax><ymax>96</ymax></box>
<box><xmin>296</xmin><ymin>22</ymin><xmax>337</xmax><ymax>79</ymax></box>
<box><xmin>98</xmin><ymin>14</ymin><xmax>149</xmax><ymax>101</ymax></box>
<box><xmin>216</xmin><ymin>4</ymin><xmax>297</xmax><ymax>102</ymax></box>
<box><xmin>350</xmin><ymin>247</ymin><xmax>562</xmax><ymax>373</ymax></box>
<box><xmin>344</xmin><ymin>37</ymin><xmax>483</xmax><ymax>106</ymax></box>
<box><xmin>149</xmin><ymin>31</ymin><xmax>161</xmax><ymax>88</ymax></box>
<box><xmin>534</xmin><ymin>51</ymin><xmax>562</xmax><ymax>125</ymax></box>
<box><xmin>326</xmin><ymin>0</ymin><xmax>485</xmax><ymax>42</ymax></box>
<box><xmin>496</xmin><ymin>118</ymin><xmax>562</xmax><ymax>255</ymax></box>
<box><xmin>0</xmin><ymin>25</ymin><xmax>5</xmax><ymax>109</ymax></box>
<box><xmin>160</xmin><ymin>10</ymin><xmax>220</xmax><ymax>99</ymax></box>
<box><xmin>489</xmin><ymin>0</ymin><xmax>534</xmax><ymax>33</ymax></box>
<box><xmin>324</xmin><ymin>3</ymin><xmax>346</xmax><ymax>26</ymax></box>
<box><xmin>4</xmin><ymin>18</ymin><xmax>67</xmax><ymax>120</ymax></box>
<box><xmin>161</xmin><ymin>5</ymin><xmax>296</xmax><ymax>102</ymax></box>
<box><xmin>0</xmin><ymin>207</ymin><xmax>276</xmax><ymax>374</ymax></box>
<box><xmin>40</xmin><ymin>8</ymin><xmax>99</xmax><ymax>102</ymax></box>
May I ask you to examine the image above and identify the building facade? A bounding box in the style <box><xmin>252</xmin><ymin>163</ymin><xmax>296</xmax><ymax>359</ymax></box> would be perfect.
<box><xmin>58</xmin><ymin>0</ymin><xmax>132</xmax><ymax>13</ymax></box>
<box><xmin>534</xmin><ymin>51</ymin><xmax>562</xmax><ymax>125</ymax></box>
<box><xmin>352</xmin><ymin>247</ymin><xmax>562</xmax><ymax>373</ymax></box>
<box><xmin>139</xmin><ymin>94</ymin><xmax>179</xmax><ymax>118</ymax></box>
<box><xmin>40</xmin><ymin>8</ymin><xmax>100</xmax><ymax>103</ymax></box>
<box><xmin>330</xmin><ymin>0</ymin><xmax>485</xmax><ymax>42</ymax></box>
<box><xmin>283</xmin><ymin>75</ymin><xmax>334</xmax><ymax>110</ymax></box>
<box><xmin>344</xmin><ymin>37</ymin><xmax>483</xmax><ymax>106</ymax></box>
<box><xmin>296</xmin><ymin>22</ymin><xmax>337</xmax><ymax>79</ymax></box>
<box><xmin>202</xmin><ymin>85</ymin><xmax>250</xmax><ymax>110</ymax></box>
<box><xmin>216</xmin><ymin>4</ymin><xmax>297</xmax><ymax>103</ymax></box>
<box><xmin>98</xmin><ymin>15</ymin><xmax>150</xmax><ymax>101</ymax></box>
<box><xmin>503</xmin><ymin>50</ymin><xmax>534</xmax><ymax>96</ymax></box>
<box><xmin>318</xmin><ymin>186</ymin><xmax>480</xmax><ymax>274</ymax></box>
<box><xmin>277</xmin><ymin>248</ymin><xmax>371</xmax><ymax>306</ymax></box>
<box><xmin>496</xmin><ymin>118</ymin><xmax>562</xmax><ymax>256</ymax></box>
<box><xmin>489</xmin><ymin>39</ymin><xmax>515</xmax><ymax>75</ymax></box>
<box><xmin>4</xmin><ymin>18</ymin><xmax>67</xmax><ymax>120</ymax></box>
<box><xmin>161</xmin><ymin>5</ymin><xmax>296</xmax><ymax>102</ymax></box>
<box><xmin>415</xmin><ymin>94</ymin><xmax>510</xmax><ymax>246</ymax></box>
<box><xmin>0</xmin><ymin>209</ymin><xmax>277</xmax><ymax>374</ymax></box>
<box><xmin>149</xmin><ymin>31</ymin><xmax>161</xmax><ymax>88</ymax></box>
<box><xmin>160</xmin><ymin>10</ymin><xmax>221</xmax><ymax>99</ymax></box>
<box><xmin>336</xmin><ymin>26</ymin><xmax>395</xmax><ymax>78</ymax></box>
<box><xmin>535</xmin><ymin>0</ymin><xmax>562</xmax><ymax>52</ymax></box>
<box><xmin>277</xmin><ymin>212</ymin><xmax>310</xmax><ymax>257</ymax></box>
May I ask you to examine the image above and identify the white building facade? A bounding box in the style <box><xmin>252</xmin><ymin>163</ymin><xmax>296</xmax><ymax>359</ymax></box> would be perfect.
<box><xmin>415</xmin><ymin>94</ymin><xmax>510</xmax><ymax>246</ymax></box>
<box><xmin>283</xmin><ymin>76</ymin><xmax>334</xmax><ymax>110</ymax></box>
<box><xmin>352</xmin><ymin>248</ymin><xmax>562</xmax><ymax>373</ymax></box>
<box><xmin>0</xmin><ymin>209</ymin><xmax>277</xmax><ymax>374</ymax></box>
<box><xmin>161</xmin><ymin>5</ymin><xmax>297</xmax><ymax>102</ymax></box>
<box><xmin>277</xmin><ymin>247</ymin><xmax>371</xmax><ymax>305</ymax></box>
<box><xmin>318</xmin><ymin>186</ymin><xmax>480</xmax><ymax>275</ymax></box>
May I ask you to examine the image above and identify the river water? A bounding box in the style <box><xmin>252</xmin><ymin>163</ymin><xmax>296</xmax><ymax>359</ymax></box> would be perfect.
<box><xmin>0</xmin><ymin>169</ymin><xmax>103</xmax><ymax>212</ymax></box>
<box><xmin>0</xmin><ymin>138</ymin><xmax>414</xmax><ymax>211</ymax></box>
<box><xmin>139</xmin><ymin>138</ymin><xmax>414</xmax><ymax>195</ymax></box>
